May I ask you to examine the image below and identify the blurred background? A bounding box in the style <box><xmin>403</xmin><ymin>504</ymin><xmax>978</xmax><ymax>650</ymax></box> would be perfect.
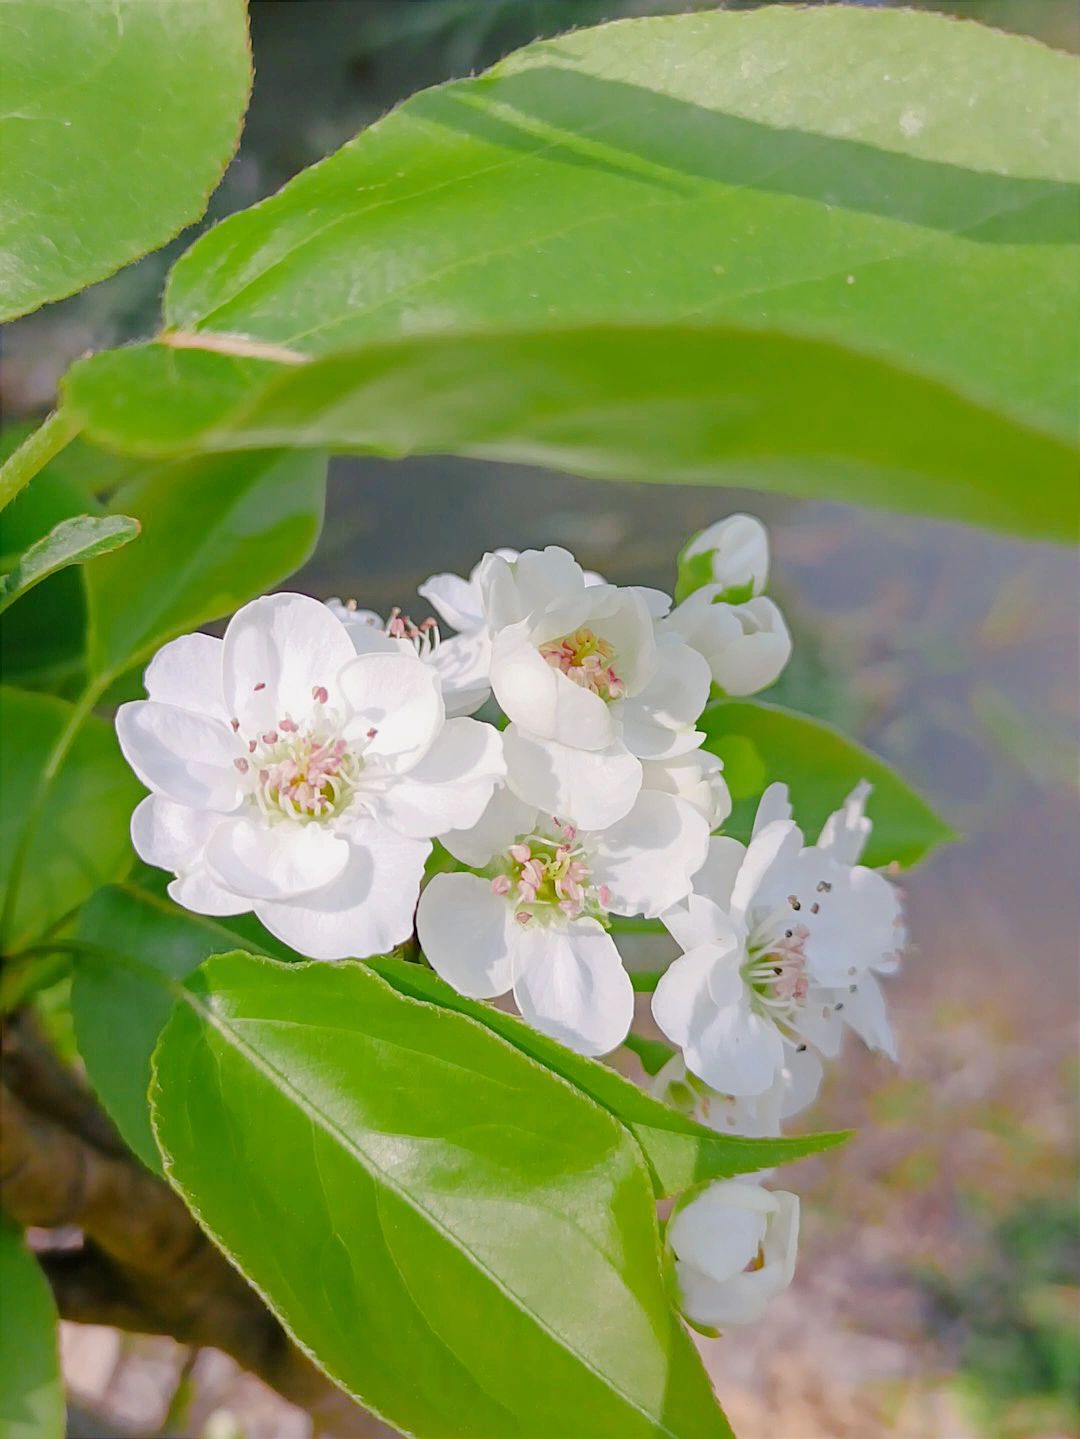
<box><xmin>3</xmin><ymin>2</ymin><xmax>1077</xmax><ymax>1436</ymax></box>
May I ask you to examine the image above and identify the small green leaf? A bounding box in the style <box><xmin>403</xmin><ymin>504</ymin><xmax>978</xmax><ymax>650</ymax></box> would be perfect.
<box><xmin>0</xmin><ymin>0</ymin><xmax>251</xmax><ymax>320</ymax></box>
<box><xmin>368</xmin><ymin>956</ymin><xmax>847</xmax><ymax>1197</ymax></box>
<box><xmin>701</xmin><ymin>699</ymin><xmax>956</xmax><ymax>868</ymax></box>
<box><xmin>72</xmin><ymin>882</ymin><xmax>293</xmax><ymax>1173</ymax></box>
<box><xmin>0</xmin><ymin>688</ymin><xmax>142</xmax><ymax>953</ymax></box>
<box><xmin>0</xmin><ymin>1222</ymin><xmax>64</xmax><ymax>1439</ymax></box>
<box><xmin>85</xmin><ymin>449</ymin><xmax>327</xmax><ymax>680</ymax></box>
<box><xmin>623</xmin><ymin>1032</ymin><xmax>675</xmax><ymax>1076</ymax></box>
<box><xmin>152</xmin><ymin>951</ymin><xmax>730</xmax><ymax>1439</ymax></box>
<box><xmin>0</xmin><ymin>515</ymin><xmax>139</xmax><ymax>615</ymax></box>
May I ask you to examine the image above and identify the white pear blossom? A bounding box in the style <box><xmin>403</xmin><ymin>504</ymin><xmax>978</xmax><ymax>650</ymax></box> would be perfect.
<box><xmin>666</xmin><ymin>513</ymin><xmax>791</xmax><ymax>696</ymax></box>
<box><xmin>652</xmin><ymin>782</ymin><xmax>905</xmax><ymax>1096</ymax></box>
<box><xmin>668</xmin><ymin>1180</ymin><xmax>800</xmax><ymax>1330</ymax></box>
<box><xmin>117</xmin><ymin>593</ymin><xmax>504</xmax><ymax>960</ymax></box>
<box><xmin>678</xmin><ymin>513</ymin><xmax>771</xmax><ymax>601</ymax></box>
<box><xmin>325</xmin><ymin>598</ymin><xmax>490</xmax><ymax>719</ymax></box>
<box><xmin>476</xmin><ymin>546</ymin><xmax>711</xmax><ymax>829</ymax></box>
<box><xmin>652</xmin><ymin>1046</ymin><xmax>823</xmax><ymax>1140</ymax></box>
<box><xmin>417</xmin><ymin>785</ymin><xmax>709</xmax><ymax>1056</ymax></box>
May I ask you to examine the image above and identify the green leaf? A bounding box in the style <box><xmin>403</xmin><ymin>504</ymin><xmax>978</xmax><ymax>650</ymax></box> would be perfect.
<box><xmin>367</xmin><ymin>956</ymin><xmax>847</xmax><ymax>1198</ymax></box>
<box><xmin>0</xmin><ymin>1222</ymin><xmax>63</xmax><ymax>1439</ymax></box>
<box><xmin>152</xmin><ymin>951</ymin><xmax>730</xmax><ymax>1439</ymax></box>
<box><xmin>85</xmin><ymin>449</ymin><xmax>327</xmax><ymax>680</ymax></box>
<box><xmin>0</xmin><ymin>451</ymin><xmax>99</xmax><ymax>685</ymax></box>
<box><xmin>0</xmin><ymin>0</ymin><xmax>251</xmax><ymax>320</ymax></box>
<box><xmin>0</xmin><ymin>515</ymin><xmax>139</xmax><ymax>615</ymax></box>
<box><xmin>0</xmin><ymin>688</ymin><xmax>142</xmax><ymax>953</ymax></box>
<box><xmin>700</xmin><ymin>699</ymin><xmax>956</xmax><ymax>868</ymax></box>
<box><xmin>61</xmin><ymin>328</ymin><xmax>1078</xmax><ymax>541</ymax></box>
<box><xmin>159</xmin><ymin>7</ymin><xmax>1079</xmax><ymax>447</ymax></box>
<box><xmin>72</xmin><ymin>882</ymin><xmax>293</xmax><ymax>1173</ymax></box>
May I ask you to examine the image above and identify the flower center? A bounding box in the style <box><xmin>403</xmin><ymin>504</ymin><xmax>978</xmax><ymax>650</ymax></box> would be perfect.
<box><xmin>232</xmin><ymin>686</ymin><xmax>365</xmax><ymax>822</ymax></box>
<box><xmin>742</xmin><ymin>903</ymin><xmax>812</xmax><ymax>1024</ymax></box>
<box><xmin>538</xmin><ymin>628</ymin><xmax>625</xmax><ymax>701</ymax></box>
<box><xmin>490</xmin><ymin>819</ymin><xmax>611</xmax><ymax>926</ymax></box>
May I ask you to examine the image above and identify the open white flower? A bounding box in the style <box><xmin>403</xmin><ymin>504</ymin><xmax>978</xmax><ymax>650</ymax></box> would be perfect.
<box><xmin>652</xmin><ymin>1047</ymin><xmax>823</xmax><ymax>1140</ymax></box>
<box><xmin>666</xmin><ymin>513</ymin><xmax>791</xmax><ymax>696</ymax></box>
<box><xmin>669</xmin><ymin>1180</ymin><xmax>799</xmax><ymax>1330</ymax></box>
<box><xmin>326</xmin><ymin>598</ymin><xmax>490</xmax><ymax>718</ymax></box>
<box><xmin>477</xmin><ymin>546</ymin><xmax>710</xmax><ymax>828</ymax></box>
<box><xmin>652</xmin><ymin>783</ymin><xmax>905</xmax><ymax>1095</ymax></box>
<box><xmin>117</xmin><ymin>593</ymin><xmax>503</xmax><ymax>960</ymax></box>
<box><xmin>417</xmin><ymin>786</ymin><xmax>709</xmax><ymax>1055</ymax></box>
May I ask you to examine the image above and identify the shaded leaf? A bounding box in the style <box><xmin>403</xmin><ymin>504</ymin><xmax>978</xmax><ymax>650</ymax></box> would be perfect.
<box><xmin>0</xmin><ymin>1222</ymin><xmax>63</xmax><ymax>1439</ymax></box>
<box><xmin>700</xmin><ymin>699</ymin><xmax>956</xmax><ymax>868</ymax></box>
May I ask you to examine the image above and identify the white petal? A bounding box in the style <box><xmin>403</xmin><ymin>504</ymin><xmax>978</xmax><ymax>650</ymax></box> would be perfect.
<box><xmin>168</xmin><ymin>871</ymin><xmax>251</xmax><ymax>917</ymax></box>
<box><xmin>711</xmin><ymin>598</ymin><xmax>792</xmax><ymax>697</ymax></box>
<box><xmin>511</xmin><ymin>546</ymin><xmax>585</xmax><ymax>615</ymax></box>
<box><xmin>661</xmin><ymin>837</ymin><xmax>747</xmax><ymax>951</ymax></box>
<box><xmin>430</xmin><ymin>631</ymin><xmax>492</xmax><ymax>717</ymax></box>
<box><xmin>130</xmin><ymin>794</ymin><xmax>217</xmax><ymax>871</ymax></box>
<box><xmin>490</xmin><ymin>627</ymin><xmax>614</xmax><ymax>750</ymax></box>
<box><xmin>417</xmin><ymin>572</ymin><xmax>484</xmax><ymax>633</ymax></box>
<box><xmin>670</xmin><ymin>1182</ymin><xmax>771</xmax><ymax>1284</ymax></box>
<box><xmin>752</xmin><ymin>782</ymin><xmax>793</xmax><ymax>837</ymax></box>
<box><xmin>630</xmin><ymin>586</ymin><xmax>672</xmax><ymax>619</ymax></box>
<box><xmin>784</xmin><ymin>851</ymin><xmax>905</xmax><ymax>986</ymax></box>
<box><xmin>618</xmin><ymin>640</ymin><xmax>710</xmax><ymax>759</ymax></box>
<box><xmin>683</xmin><ymin>514</ymin><xmax>770</xmax><ymax>596</ymax></box>
<box><xmin>840</xmin><ymin>971</ymin><xmax>897</xmax><ymax>1059</ymax></box>
<box><xmin>591</xmin><ymin>792</ymin><xmax>709</xmax><ymax>917</ymax></box>
<box><xmin>778</xmin><ymin>1046</ymin><xmax>825</xmax><ymax>1120</ymax></box>
<box><xmin>512</xmin><ymin>919</ymin><xmax>633</xmax><ymax>1056</ymax></box>
<box><xmin>817</xmin><ymin>779</ymin><xmax>872</xmax><ymax>865</ymax></box>
<box><xmin>253</xmin><ymin>820</ymin><xmax>428</xmax><ymax>960</ymax></box>
<box><xmin>416</xmin><ymin>872</ymin><xmax>515</xmax><ymax>998</ymax></box>
<box><xmin>729</xmin><ymin>820</ymin><xmax>803</xmax><ymax>926</ymax></box>
<box><xmin>440</xmin><ymin>783</ymin><xmax>538</xmax><ymax>869</ymax></box>
<box><xmin>205</xmin><ymin>817</ymin><xmax>350</xmax><ymax>900</ymax></box>
<box><xmin>144</xmin><ymin>633</ymin><xmax>227</xmax><ymax>719</ymax></box>
<box><xmin>651</xmin><ymin>941</ymin><xmax>727</xmax><ymax>1047</ymax></box>
<box><xmin>223</xmin><ymin>592</ymin><xmax>358</xmax><ymax>733</ymax></box>
<box><xmin>676</xmin><ymin>1188</ymin><xmax>798</xmax><ymax>1329</ymax></box>
<box><xmin>641</xmin><ymin>751</ymin><xmax>732</xmax><ymax>830</ymax></box>
<box><xmin>373</xmin><ymin>717</ymin><xmax>504</xmax><ymax>840</ymax></box>
<box><xmin>503</xmin><ymin>725</ymin><xmax>641</xmax><ymax>830</ymax></box>
<box><xmin>116</xmin><ymin>701</ymin><xmax>242</xmax><ymax>812</ymax></box>
<box><xmin>338</xmin><ymin>651</ymin><xmax>445</xmax><ymax>765</ymax></box>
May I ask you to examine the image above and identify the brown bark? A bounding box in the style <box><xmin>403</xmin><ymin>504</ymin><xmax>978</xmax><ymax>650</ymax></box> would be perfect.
<box><xmin>0</xmin><ymin>1017</ymin><xmax>391</xmax><ymax>1438</ymax></box>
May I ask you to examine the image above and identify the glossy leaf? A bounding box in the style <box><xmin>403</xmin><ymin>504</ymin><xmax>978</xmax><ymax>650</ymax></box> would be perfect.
<box><xmin>160</xmin><ymin>7</ymin><xmax>1078</xmax><ymax>446</ymax></box>
<box><xmin>85</xmin><ymin>449</ymin><xmax>327</xmax><ymax>680</ymax></box>
<box><xmin>61</xmin><ymin>329</ymin><xmax>1078</xmax><ymax>540</ymax></box>
<box><xmin>0</xmin><ymin>515</ymin><xmax>139</xmax><ymax>615</ymax></box>
<box><xmin>0</xmin><ymin>689</ymin><xmax>142</xmax><ymax>953</ymax></box>
<box><xmin>367</xmin><ymin>956</ymin><xmax>847</xmax><ymax>1198</ymax></box>
<box><xmin>700</xmin><ymin>699</ymin><xmax>955</xmax><ymax>868</ymax></box>
<box><xmin>0</xmin><ymin>0</ymin><xmax>251</xmax><ymax>320</ymax></box>
<box><xmin>152</xmin><ymin>951</ymin><xmax>730</xmax><ymax>1439</ymax></box>
<box><xmin>0</xmin><ymin>1222</ymin><xmax>63</xmax><ymax>1439</ymax></box>
<box><xmin>72</xmin><ymin>882</ymin><xmax>293</xmax><ymax>1173</ymax></box>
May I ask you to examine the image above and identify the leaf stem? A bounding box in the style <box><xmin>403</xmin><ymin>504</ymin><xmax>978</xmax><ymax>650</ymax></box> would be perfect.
<box><xmin>0</xmin><ymin>409</ymin><xmax>82</xmax><ymax>512</ymax></box>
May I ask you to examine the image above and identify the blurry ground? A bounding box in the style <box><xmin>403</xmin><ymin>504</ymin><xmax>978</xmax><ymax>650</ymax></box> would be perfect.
<box><xmin>3</xmin><ymin>3</ymin><xmax>1077</xmax><ymax>1436</ymax></box>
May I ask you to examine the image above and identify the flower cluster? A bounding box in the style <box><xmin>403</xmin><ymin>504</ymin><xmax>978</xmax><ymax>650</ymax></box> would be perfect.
<box><xmin>116</xmin><ymin>513</ymin><xmax>906</xmax><ymax>1335</ymax></box>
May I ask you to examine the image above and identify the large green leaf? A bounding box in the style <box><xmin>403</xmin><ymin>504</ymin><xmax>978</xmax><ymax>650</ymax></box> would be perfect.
<box><xmin>0</xmin><ymin>515</ymin><xmax>139</xmax><ymax>615</ymax></box>
<box><xmin>700</xmin><ymin>699</ymin><xmax>955</xmax><ymax>868</ymax></box>
<box><xmin>61</xmin><ymin>327</ymin><xmax>1077</xmax><ymax>540</ymax></box>
<box><xmin>0</xmin><ymin>688</ymin><xmax>142</xmax><ymax>953</ymax></box>
<box><xmin>159</xmin><ymin>7</ymin><xmax>1078</xmax><ymax>444</ymax></box>
<box><xmin>85</xmin><ymin>449</ymin><xmax>327</xmax><ymax>679</ymax></box>
<box><xmin>368</xmin><ymin>955</ymin><xmax>846</xmax><ymax>1198</ymax></box>
<box><xmin>0</xmin><ymin>1222</ymin><xmax>63</xmax><ymax>1439</ymax></box>
<box><xmin>72</xmin><ymin>882</ymin><xmax>293</xmax><ymax>1173</ymax></box>
<box><xmin>0</xmin><ymin>0</ymin><xmax>251</xmax><ymax>320</ymax></box>
<box><xmin>152</xmin><ymin>951</ymin><xmax>730</xmax><ymax>1439</ymax></box>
